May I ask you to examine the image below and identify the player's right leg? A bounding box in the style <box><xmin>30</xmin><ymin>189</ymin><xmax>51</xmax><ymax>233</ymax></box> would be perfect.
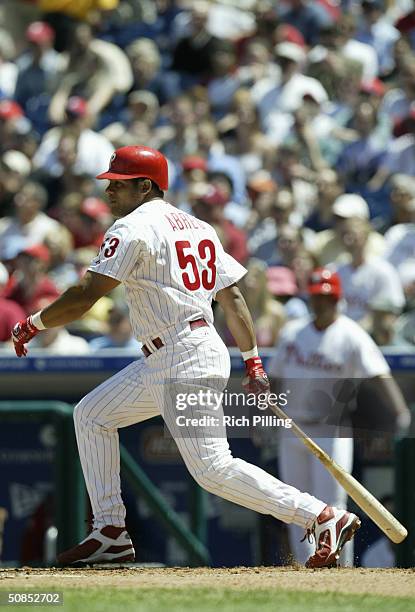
<box><xmin>170</xmin><ymin>412</ymin><xmax>360</xmax><ymax>569</ymax></box>
<box><xmin>311</xmin><ymin>436</ymin><xmax>355</xmax><ymax>566</ymax></box>
<box><xmin>278</xmin><ymin>431</ymin><xmax>314</xmax><ymax>563</ymax></box>
<box><xmin>159</xmin><ymin>370</ymin><xmax>360</xmax><ymax>568</ymax></box>
<box><xmin>58</xmin><ymin>358</ymin><xmax>159</xmax><ymax>565</ymax></box>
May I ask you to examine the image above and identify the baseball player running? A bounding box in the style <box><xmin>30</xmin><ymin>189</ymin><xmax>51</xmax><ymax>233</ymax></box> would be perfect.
<box><xmin>12</xmin><ymin>146</ymin><xmax>360</xmax><ymax>568</ymax></box>
<box><xmin>269</xmin><ymin>268</ymin><xmax>410</xmax><ymax>564</ymax></box>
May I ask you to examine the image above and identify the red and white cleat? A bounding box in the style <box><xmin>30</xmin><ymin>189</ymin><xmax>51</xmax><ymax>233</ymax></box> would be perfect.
<box><xmin>305</xmin><ymin>506</ymin><xmax>361</xmax><ymax>569</ymax></box>
<box><xmin>57</xmin><ymin>526</ymin><xmax>135</xmax><ymax>566</ymax></box>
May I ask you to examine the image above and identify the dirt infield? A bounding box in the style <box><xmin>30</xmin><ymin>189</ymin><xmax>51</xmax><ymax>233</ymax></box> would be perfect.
<box><xmin>1</xmin><ymin>567</ymin><xmax>414</xmax><ymax>598</ymax></box>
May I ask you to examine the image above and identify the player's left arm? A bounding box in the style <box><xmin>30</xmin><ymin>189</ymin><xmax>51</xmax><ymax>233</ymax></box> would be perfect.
<box><xmin>12</xmin><ymin>271</ymin><xmax>120</xmax><ymax>356</ymax></box>
<box><xmin>215</xmin><ymin>283</ymin><xmax>269</xmax><ymax>394</ymax></box>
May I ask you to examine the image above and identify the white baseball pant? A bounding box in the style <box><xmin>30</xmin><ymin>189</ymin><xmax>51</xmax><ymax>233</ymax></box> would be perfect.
<box><xmin>73</xmin><ymin>324</ymin><xmax>326</xmax><ymax>531</ymax></box>
<box><xmin>278</xmin><ymin>430</ymin><xmax>354</xmax><ymax>564</ymax></box>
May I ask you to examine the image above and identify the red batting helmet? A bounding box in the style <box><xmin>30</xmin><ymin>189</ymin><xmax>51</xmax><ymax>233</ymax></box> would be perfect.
<box><xmin>96</xmin><ymin>145</ymin><xmax>168</xmax><ymax>190</ymax></box>
<box><xmin>307</xmin><ymin>268</ymin><xmax>342</xmax><ymax>300</ymax></box>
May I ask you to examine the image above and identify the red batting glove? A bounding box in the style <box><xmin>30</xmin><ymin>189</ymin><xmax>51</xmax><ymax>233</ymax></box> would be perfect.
<box><xmin>12</xmin><ymin>317</ymin><xmax>40</xmax><ymax>357</ymax></box>
<box><xmin>242</xmin><ymin>357</ymin><xmax>270</xmax><ymax>395</ymax></box>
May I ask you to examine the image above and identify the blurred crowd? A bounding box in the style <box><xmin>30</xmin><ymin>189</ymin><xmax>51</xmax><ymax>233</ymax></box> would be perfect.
<box><xmin>1</xmin><ymin>0</ymin><xmax>415</xmax><ymax>352</ymax></box>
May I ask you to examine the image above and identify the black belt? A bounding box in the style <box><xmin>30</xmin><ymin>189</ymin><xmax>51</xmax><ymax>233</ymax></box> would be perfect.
<box><xmin>142</xmin><ymin>318</ymin><xmax>208</xmax><ymax>358</ymax></box>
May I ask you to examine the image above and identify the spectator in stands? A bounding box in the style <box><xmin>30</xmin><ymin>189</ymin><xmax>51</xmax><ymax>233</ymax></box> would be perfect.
<box><xmin>181</xmin><ymin>155</ymin><xmax>208</xmax><ymax>188</ymax></box>
<box><xmin>218</xmin><ymin>88</ymin><xmax>274</xmax><ymax>176</ymax></box>
<box><xmin>101</xmin><ymin>90</ymin><xmax>160</xmax><ymax>149</ymax></box>
<box><xmin>384</xmin><ymin>194</ymin><xmax>415</xmax><ymax>280</ymax></box>
<box><xmin>0</xmin><ymin>150</ymin><xmax>32</xmax><ymax>215</ymax></box>
<box><xmin>0</xmin><ymin>181</ymin><xmax>63</xmax><ymax>248</ymax></box>
<box><xmin>2</xmin><ymin>244</ymin><xmax>59</xmax><ymax>315</ymax></box>
<box><xmin>257</xmin><ymin>42</ymin><xmax>329</xmax><ymax>144</ymax></box>
<box><xmin>55</xmin><ymin>195</ymin><xmax>112</xmax><ymax>252</ymax></box>
<box><xmin>382</xmin><ymin>36</ymin><xmax>413</xmax><ymax>86</ymax></box>
<box><xmin>89</xmin><ymin>302</ymin><xmax>142</xmax><ymax>351</ymax></box>
<box><xmin>272</xmin><ymin>143</ymin><xmax>318</xmax><ymax>222</ymax></box>
<box><xmin>248</xmin><ymin>188</ymin><xmax>307</xmax><ymax>265</ymax></box>
<box><xmin>313</xmin><ymin>194</ymin><xmax>385</xmax><ymax>265</ymax></box>
<box><xmin>308</xmin><ymin>34</ymin><xmax>364</xmax><ymax>116</ymax></box>
<box><xmin>380</xmin><ymin>55</ymin><xmax>415</xmax><ymax>125</ymax></box>
<box><xmin>44</xmin><ymin>226</ymin><xmax>77</xmax><ymax>292</ymax></box>
<box><xmin>290</xmin><ymin>246</ymin><xmax>317</xmax><ymax>299</ymax></box>
<box><xmin>369</xmin><ymin>110</ymin><xmax>415</xmax><ymax>190</ymax></box>
<box><xmin>356</xmin><ymin>0</ymin><xmax>400</xmax><ymax>76</ymax></box>
<box><xmin>336</xmin><ymin>101</ymin><xmax>388</xmax><ymax>189</ymax></box>
<box><xmin>14</xmin><ymin>21</ymin><xmax>63</xmax><ymax>129</ymax></box>
<box><xmin>207</xmin><ymin>42</ymin><xmax>240</xmax><ymax>115</ymax></box>
<box><xmin>239</xmin><ymin>38</ymin><xmax>281</xmax><ymax>106</ymax></box>
<box><xmin>33</xmin><ymin>134</ymin><xmax>86</xmax><ymax>208</ymax></box>
<box><xmin>387</xmin><ymin>174</ymin><xmax>415</xmax><ymax>226</ymax></box>
<box><xmin>271</xmin><ymin>223</ymin><xmax>305</xmax><ymax>268</ymax></box>
<box><xmin>287</xmin><ymin>98</ymin><xmax>333</xmax><ymax>170</ymax></box>
<box><xmin>0</xmin><ymin>99</ymin><xmax>29</xmax><ymax>154</ymax></box>
<box><xmin>159</xmin><ymin>94</ymin><xmax>198</xmax><ymax>164</ymax></box>
<box><xmin>48</xmin><ymin>21</ymin><xmax>132</xmax><ymax>125</ymax></box>
<box><xmin>273</xmin><ymin>23</ymin><xmax>306</xmax><ymax>49</ymax></box>
<box><xmin>171</xmin><ymin>1</ymin><xmax>223</xmax><ymax>88</ymax></box>
<box><xmin>305</xmin><ymin>168</ymin><xmax>343</xmax><ymax>232</ymax></box>
<box><xmin>172</xmin><ymin>155</ymin><xmax>209</xmax><ymax>209</ymax></box>
<box><xmin>266</xmin><ymin>265</ymin><xmax>308</xmax><ymax>324</ymax></box>
<box><xmin>196</xmin><ymin>120</ymin><xmax>225</xmax><ymax>158</ymax></box>
<box><xmin>28</xmin><ymin>297</ymin><xmax>91</xmax><ymax>354</ymax></box>
<box><xmin>34</xmin><ymin>95</ymin><xmax>114</xmax><ymax>181</ymax></box>
<box><xmin>331</xmin><ymin>14</ymin><xmax>380</xmax><ymax>84</ymax></box>
<box><xmin>245</xmin><ymin>173</ymin><xmax>279</xmax><ymax>259</ymax></box>
<box><xmin>0</xmin><ymin>29</ymin><xmax>17</xmax><ymax>99</ymax></box>
<box><xmin>277</xmin><ymin>0</ymin><xmax>333</xmax><ymax>46</ymax></box>
<box><xmin>334</xmin><ymin>217</ymin><xmax>405</xmax><ymax>327</ymax></box>
<box><xmin>125</xmin><ymin>38</ymin><xmax>170</xmax><ymax>104</ymax></box>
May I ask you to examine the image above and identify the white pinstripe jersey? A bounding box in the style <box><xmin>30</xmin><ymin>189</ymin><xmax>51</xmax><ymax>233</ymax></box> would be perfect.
<box><xmin>88</xmin><ymin>199</ymin><xmax>247</xmax><ymax>343</ymax></box>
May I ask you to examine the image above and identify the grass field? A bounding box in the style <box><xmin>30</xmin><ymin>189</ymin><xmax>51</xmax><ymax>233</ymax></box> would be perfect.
<box><xmin>1</xmin><ymin>567</ymin><xmax>414</xmax><ymax>612</ymax></box>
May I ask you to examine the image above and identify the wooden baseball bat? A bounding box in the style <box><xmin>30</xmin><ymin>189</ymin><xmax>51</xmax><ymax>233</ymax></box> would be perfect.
<box><xmin>268</xmin><ymin>403</ymin><xmax>408</xmax><ymax>544</ymax></box>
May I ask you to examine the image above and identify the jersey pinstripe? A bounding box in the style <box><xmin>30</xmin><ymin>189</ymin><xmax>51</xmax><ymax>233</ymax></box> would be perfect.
<box><xmin>88</xmin><ymin>199</ymin><xmax>247</xmax><ymax>342</ymax></box>
<box><xmin>72</xmin><ymin>198</ymin><xmax>329</xmax><ymax>542</ymax></box>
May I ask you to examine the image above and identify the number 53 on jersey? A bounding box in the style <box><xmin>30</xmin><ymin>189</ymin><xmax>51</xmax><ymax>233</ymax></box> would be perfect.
<box><xmin>175</xmin><ymin>240</ymin><xmax>216</xmax><ymax>291</ymax></box>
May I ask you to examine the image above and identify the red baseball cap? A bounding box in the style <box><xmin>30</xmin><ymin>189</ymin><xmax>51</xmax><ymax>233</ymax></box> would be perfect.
<box><xmin>26</xmin><ymin>21</ymin><xmax>55</xmax><ymax>45</ymax></box>
<box><xmin>308</xmin><ymin>268</ymin><xmax>342</xmax><ymax>300</ymax></box>
<box><xmin>80</xmin><ymin>197</ymin><xmax>111</xmax><ymax>220</ymax></box>
<box><xmin>276</xmin><ymin>25</ymin><xmax>306</xmax><ymax>48</ymax></box>
<box><xmin>198</xmin><ymin>185</ymin><xmax>228</xmax><ymax>207</ymax></box>
<box><xmin>182</xmin><ymin>156</ymin><xmax>207</xmax><ymax>172</ymax></box>
<box><xmin>0</xmin><ymin>100</ymin><xmax>24</xmax><ymax>121</ymax></box>
<box><xmin>66</xmin><ymin>96</ymin><xmax>88</xmax><ymax>117</ymax></box>
<box><xmin>22</xmin><ymin>244</ymin><xmax>50</xmax><ymax>264</ymax></box>
<box><xmin>360</xmin><ymin>78</ymin><xmax>386</xmax><ymax>97</ymax></box>
<box><xmin>247</xmin><ymin>171</ymin><xmax>278</xmax><ymax>193</ymax></box>
<box><xmin>96</xmin><ymin>145</ymin><xmax>169</xmax><ymax>190</ymax></box>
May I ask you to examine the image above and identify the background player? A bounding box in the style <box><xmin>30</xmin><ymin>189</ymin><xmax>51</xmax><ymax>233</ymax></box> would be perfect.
<box><xmin>12</xmin><ymin>146</ymin><xmax>360</xmax><ymax>569</ymax></box>
<box><xmin>269</xmin><ymin>268</ymin><xmax>410</xmax><ymax>564</ymax></box>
